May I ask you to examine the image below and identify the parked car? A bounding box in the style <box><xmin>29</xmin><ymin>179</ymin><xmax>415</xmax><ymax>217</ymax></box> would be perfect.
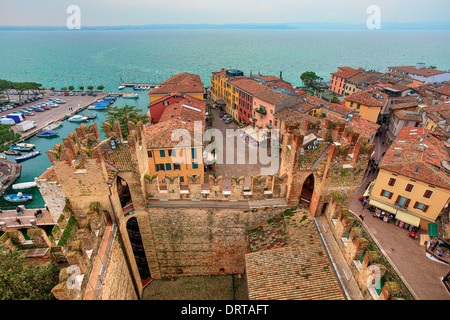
<box><xmin>50</xmin><ymin>92</ymin><xmax>54</xmax><ymax>96</ymax></box>
<box><xmin>225</xmin><ymin>118</ymin><xmax>233</xmax><ymax>124</ymax></box>
<box><xmin>58</xmin><ymin>92</ymin><xmax>62</xmax><ymax>96</ymax></box>
<box><xmin>81</xmin><ymin>92</ymin><xmax>86</xmax><ymax>96</ymax></box>
<box><xmin>64</xmin><ymin>92</ymin><xmax>69</xmax><ymax>96</ymax></box>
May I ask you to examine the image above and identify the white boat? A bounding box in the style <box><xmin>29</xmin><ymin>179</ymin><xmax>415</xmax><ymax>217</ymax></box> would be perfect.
<box><xmin>122</xmin><ymin>93</ymin><xmax>139</xmax><ymax>99</ymax></box>
<box><xmin>42</xmin><ymin>121</ymin><xmax>62</xmax><ymax>131</ymax></box>
<box><xmin>12</xmin><ymin>181</ymin><xmax>37</xmax><ymax>190</ymax></box>
<box><xmin>0</xmin><ymin>153</ymin><xmax>6</xmax><ymax>160</ymax></box>
<box><xmin>118</xmin><ymin>85</ymin><xmax>126</xmax><ymax>90</ymax></box>
<box><xmin>16</xmin><ymin>142</ymin><xmax>35</xmax><ymax>149</ymax></box>
<box><xmin>68</xmin><ymin>115</ymin><xmax>89</xmax><ymax>122</ymax></box>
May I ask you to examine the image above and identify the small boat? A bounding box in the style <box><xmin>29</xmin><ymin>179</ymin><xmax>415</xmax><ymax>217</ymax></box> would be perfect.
<box><xmin>0</xmin><ymin>153</ymin><xmax>5</xmax><ymax>160</ymax></box>
<box><xmin>16</xmin><ymin>143</ymin><xmax>35</xmax><ymax>149</ymax></box>
<box><xmin>118</xmin><ymin>85</ymin><xmax>125</xmax><ymax>90</ymax></box>
<box><xmin>42</xmin><ymin>121</ymin><xmax>62</xmax><ymax>131</ymax></box>
<box><xmin>88</xmin><ymin>104</ymin><xmax>108</xmax><ymax>110</ymax></box>
<box><xmin>4</xmin><ymin>149</ymin><xmax>21</xmax><ymax>156</ymax></box>
<box><xmin>12</xmin><ymin>181</ymin><xmax>37</xmax><ymax>190</ymax></box>
<box><xmin>4</xmin><ymin>192</ymin><xmax>33</xmax><ymax>202</ymax></box>
<box><xmin>82</xmin><ymin>114</ymin><xmax>97</xmax><ymax>120</ymax></box>
<box><xmin>68</xmin><ymin>115</ymin><xmax>88</xmax><ymax>122</ymax></box>
<box><xmin>37</xmin><ymin>130</ymin><xmax>59</xmax><ymax>138</ymax></box>
<box><xmin>15</xmin><ymin>151</ymin><xmax>40</xmax><ymax>162</ymax></box>
<box><xmin>122</xmin><ymin>93</ymin><xmax>139</xmax><ymax>99</ymax></box>
<box><xmin>10</xmin><ymin>145</ymin><xmax>32</xmax><ymax>151</ymax></box>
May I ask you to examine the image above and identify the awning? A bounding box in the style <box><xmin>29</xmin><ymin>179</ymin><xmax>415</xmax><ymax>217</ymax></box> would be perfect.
<box><xmin>395</xmin><ymin>211</ymin><xmax>421</xmax><ymax>227</ymax></box>
<box><xmin>428</xmin><ymin>223</ymin><xmax>438</xmax><ymax>237</ymax></box>
<box><xmin>368</xmin><ymin>199</ymin><xmax>397</xmax><ymax>214</ymax></box>
<box><xmin>363</xmin><ymin>181</ymin><xmax>375</xmax><ymax>197</ymax></box>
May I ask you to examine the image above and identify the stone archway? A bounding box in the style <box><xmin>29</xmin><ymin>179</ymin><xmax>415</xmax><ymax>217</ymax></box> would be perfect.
<box><xmin>299</xmin><ymin>174</ymin><xmax>315</xmax><ymax>208</ymax></box>
<box><xmin>126</xmin><ymin>217</ymin><xmax>151</xmax><ymax>285</ymax></box>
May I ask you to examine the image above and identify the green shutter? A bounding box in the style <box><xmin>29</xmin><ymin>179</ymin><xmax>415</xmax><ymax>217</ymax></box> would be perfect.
<box><xmin>375</xmin><ymin>277</ymin><xmax>385</xmax><ymax>295</ymax></box>
<box><xmin>359</xmin><ymin>250</ymin><xmax>366</xmax><ymax>264</ymax></box>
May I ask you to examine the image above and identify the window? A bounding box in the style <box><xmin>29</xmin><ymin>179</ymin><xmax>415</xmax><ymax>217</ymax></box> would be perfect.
<box><xmin>380</xmin><ymin>189</ymin><xmax>393</xmax><ymax>199</ymax></box>
<box><xmin>192</xmin><ymin>162</ymin><xmax>198</xmax><ymax>169</ymax></box>
<box><xmin>168</xmin><ymin>149</ymin><xmax>173</xmax><ymax>157</ymax></box>
<box><xmin>174</xmin><ymin>163</ymin><xmax>181</xmax><ymax>170</ymax></box>
<box><xmin>356</xmin><ymin>104</ymin><xmax>361</xmax><ymax>110</ymax></box>
<box><xmin>155</xmin><ymin>164</ymin><xmax>165</xmax><ymax>171</ymax></box>
<box><xmin>423</xmin><ymin>190</ymin><xmax>433</xmax><ymax>199</ymax></box>
<box><xmin>147</xmin><ymin>151</ymin><xmax>152</xmax><ymax>158</ymax></box>
<box><xmin>388</xmin><ymin>178</ymin><xmax>396</xmax><ymax>186</ymax></box>
<box><xmin>413</xmin><ymin>202</ymin><xmax>428</xmax><ymax>212</ymax></box>
<box><xmin>160</xmin><ymin>150</ymin><xmax>165</xmax><ymax>158</ymax></box>
<box><xmin>191</xmin><ymin>148</ymin><xmax>197</xmax><ymax>159</ymax></box>
<box><xmin>165</xmin><ymin>163</ymin><xmax>172</xmax><ymax>171</ymax></box>
<box><xmin>180</xmin><ymin>176</ymin><xmax>184</xmax><ymax>183</ymax></box>
<box><xmin>405</xmin><ymin>184</ymin><xmax>414</xmax><ymax>192</ymax></box>
<box><xmin>395</xmin><ymin>196</ymin><xmax>410</xmax><ymax>208</ymax></box>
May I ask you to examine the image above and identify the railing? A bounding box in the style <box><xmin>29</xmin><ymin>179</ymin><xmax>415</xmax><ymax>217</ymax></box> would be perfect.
<box><xmin>255</xmin><ymin>108</ymin><xmax>267</xmax><ymax>115</ymax></box>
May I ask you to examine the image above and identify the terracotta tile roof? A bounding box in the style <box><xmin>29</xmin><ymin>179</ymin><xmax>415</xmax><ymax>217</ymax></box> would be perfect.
<box><xmin>393</xmin><ymin>110</ymin><xmax>422</xmax><ymax>122</ymax></box>
<box><xmin>101</xmin><ymin>144</ymin><xmax>133</xmax><ymax>171</ymax></box>
<box><xmin>345</xmin><ymin>91</ymin><xmax>383</xmax><ymax>107</ymax></box>
<box><xmin>261</xmin><ymin>75</ymin><xmax>281</xmax><ymax>82</ymax></box>
<box><xmin>321</xmin><ymin>103</ymin><xmax>354</xmax><ymax>115</ymax></box>
<box><xmin>246</xmin><ymin>209</ymin><xmax>344</xmax><ymax>300</ymax></box>
<box><xmin>388</xmin><ymin>66</ymin><xmax>444</xmax><ymax>77</ymax></box>
<box><xmin>149</xmin><ymin>73</ymin><xmax>205</xmax><ymax>95</ymax></box>
<box><xmin>380</xmin><ymin>126</ymin><xmax>450</xmax><ymax>189</ymax></box>
<box><xmin>331</xmin><ymin>67</ymin><xmax>364</xmax><ymax>79</ymax></box>
<box><xmin>144</xmin><ymin>120</ymin><xmax>203</xmax><ymax>149</ymax></box>
<box><xmin>421</xmin><ymin>83</ymin><xmax>450</xmax><ymax>97</ymax></box>
<box><xmin>369</xmin><ymin>82</ymin><xmax>411</xmax><ymax>93</ymax></box>
<box><xmin>347</xmin><ymin>71</ymin><xmax>386</xmax><ymax>85</ymax></box>
<box><xmin>390</xmin><ymin>101</ymin><xmax>419</xmax><ymax>111</ymax></box>
<box><xmin>253</xmin><ymin>87</ymin><xmax>291</xmax><ymax>105</ymax></box>
<box><xmin>158</xmin><ymin>95</ymin><xmax>205</xmax><ymax>126</ymax></box>
<box><xmin>228</xmin><ymin>78</ymin><xmax>265</xmax><ymax>95</ymax></box>
<box><xmin>38</xmin><ymin>167</ymin><xmax>59</xmax><ymax>183</ymax></box>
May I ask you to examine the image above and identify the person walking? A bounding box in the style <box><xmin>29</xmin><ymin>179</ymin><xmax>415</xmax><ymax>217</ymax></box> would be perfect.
<box><xmin>15</xmin><ymin>218</ymin><xmax>22</xmax><ymax>225</ymax></box>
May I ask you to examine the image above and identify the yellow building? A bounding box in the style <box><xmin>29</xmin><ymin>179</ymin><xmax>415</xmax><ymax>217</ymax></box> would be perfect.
<box><xmin>368</xmin><ymin>127</ymin><xmax>450</xmax><ymax>230</ymax></box>
<box><xmin>211</xmin><ymin>69</ymin><xmax>245</xmax><ymax>121</ymax></box>
<box><xmin>144</xmin><ymin>120</ymin><xmax>204</xmax><ymax>185</ymax></box>
<box><xmin>345</xmin><ymin>91</ymin><xmax>383</xmax><ymax>123</ymax></box>
<box><xmin>149</xmin><ymin>72</ymin><xmax>205</xmax><ymax>103</ymax></box>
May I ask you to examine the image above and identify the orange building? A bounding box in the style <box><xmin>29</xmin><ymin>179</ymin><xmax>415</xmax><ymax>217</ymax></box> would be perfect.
<box><xmin>330</xmin><ymin>67</ymin><xmax>364</xmax><ymax>95</ymax></box>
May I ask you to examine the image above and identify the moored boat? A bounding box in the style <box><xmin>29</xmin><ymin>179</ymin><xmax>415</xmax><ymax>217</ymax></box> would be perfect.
<box><xmin>10</xmin><ymin>145</ymin><xmax>32</xmax><ymax>151</ymax></box>
<box><xmin>4</xmin><ymin>192</ymin><xmax>33</xmax><ymax>202</ymax></box>
<box><xmin>88</xmin><ymin>104</ymin><xmax>108</xmax><ymax>110</ymax></box>
<box><xmin>15</xmin><ymin>151</ymin><xmax>40</xmax><ymax>162</ymax></box>
<box><xmin>68</xmin><ymin>115</ymin><xmax>88</xmax><ymax>122</ymax></box>
<box><xmin>16</xmin><ymin>143</ymin><xmax>35</xmax><ymax>149</ymax></box>
<box><xmin>42</xmin><ymin>121</ymin><xmax>62</xmax><ymax>131</ymax></box>
<box><xmin>4</xmin><ymin>149</ymin><xmax>21</xmax><ymax>156</ymax></box>
<box><xmin>37</xmin><ymin>130</ymin><xmax>59</xmax><ymax>138</ymax></box>
<box><xmin>118</xmin><ymin>85</ymin><xmax>125</xmax><ymax>90</ymax></box>
<box><xmin>12</xmin><ymin>181</ymin><xmax>37</xmax><ymax>190</ymax></box>
<box><xmin>82</xmin><ymin>114</ymin><xmax>97</xmax><ymax>120</ymax></box>
<box><xmin>122</xmin><ymin>93</ymin><xmax>139</xmax><ymax>99</ymax></box>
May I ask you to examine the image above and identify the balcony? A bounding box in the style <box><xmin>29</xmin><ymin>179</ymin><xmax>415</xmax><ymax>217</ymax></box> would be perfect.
<box><xmin>255</xmin><ymin>108</ymin><xmax>267</xmax><ymax>115</ymax></box>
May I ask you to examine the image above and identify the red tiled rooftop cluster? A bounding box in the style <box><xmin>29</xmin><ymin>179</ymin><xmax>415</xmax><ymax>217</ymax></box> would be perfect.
<box><xmin>149</xmin><ymin>72</ymin><xmax>205</xmax><ymax>95</ymax></box>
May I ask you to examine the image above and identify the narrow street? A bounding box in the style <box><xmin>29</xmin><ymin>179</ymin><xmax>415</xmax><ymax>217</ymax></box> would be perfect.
<box><xmin>349</xmin><ymin>128</ymin><xmax>450</xmax><ymax>300</ymax></box>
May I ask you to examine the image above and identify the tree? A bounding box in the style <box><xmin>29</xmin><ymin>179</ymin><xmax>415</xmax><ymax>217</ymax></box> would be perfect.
<box><xmin>0</xmin><ymin>249</ymin><xmax>60</xmax><ymax>300</ymax></box>
<box><xmin>331</xmin><ymin>94</ymin><xmax>339</xmax><ymax>103</ymax></box>
<box><xmin>79</xmin><ymin>86</ymin><xmax>84</xmax><ymax>91</ymax></box>
<box><xmin>87</xmin><ymin>85</ymin><xmax>94</xmax><ymax>91</ymax></box>
<box><xmin>50</xmin><ymin>87</ymin><xmax>55</xmax><ymax>91</ymax></box>
<box><xmin>105</xmin><ymin>104</ymin><xmax>149</xmax><ymax>137</ymax></box>
<box><xmin>61</xmin><ymin>87</ymin><xmax>67</xmax><ymax>91</ymax></box>
<box><xmin>0</xmin><ymin>79</ymin><xmax>13</xmax><ymax>102</ymax></box>
<box><xmin>68</xmin><ymin>86</ymin><xmax>75</xmax><ymax>91</ymax></box>
<box><xmin>97</xmin><ymin>85</ymin><xmax>104</xmax><ymax>92</ymax></box>
<box><xmin>300</xmin><ymin>71</ymin><xmax>321</xmax><ymax>88</ymax></box>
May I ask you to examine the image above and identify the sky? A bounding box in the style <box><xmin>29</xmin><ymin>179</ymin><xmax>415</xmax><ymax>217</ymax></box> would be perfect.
<box><xmin>0</xmin><ymin>0</ymin><xmax>449</xmax><ymax>26</ymax></box>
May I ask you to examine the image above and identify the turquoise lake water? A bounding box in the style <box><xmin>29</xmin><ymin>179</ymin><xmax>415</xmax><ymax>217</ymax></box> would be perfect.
<box><xmin>0</xmin><ymin>29</ymin><xmax>449</xmax><ymax>209</ymax></box>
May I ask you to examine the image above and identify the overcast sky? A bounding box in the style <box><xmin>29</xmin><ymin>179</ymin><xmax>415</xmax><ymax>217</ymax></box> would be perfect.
<box><xmin>0</xmin><ymin>0</ymin><xmax>448</xmax><ymax>26</ymax></box>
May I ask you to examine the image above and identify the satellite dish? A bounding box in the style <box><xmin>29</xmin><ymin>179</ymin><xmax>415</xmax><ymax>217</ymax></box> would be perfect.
<box><xmin>115</xmin><ymin>139</ymin><xmax>120</xmax><ymax>144</ymax></box>
<box><xmin>313</xmin><ymin>140</ymin><xmax>318</xmax><ymax>145</ymax></box>
<box><xmin>313</xmin><ymin>145</ymin><xmax>317</xmax><ymax>149</ymax></box>
<box><xmin>307</xmin><ymin>145</ymin><xmax>312</xmax><ymax>149</ymax></box>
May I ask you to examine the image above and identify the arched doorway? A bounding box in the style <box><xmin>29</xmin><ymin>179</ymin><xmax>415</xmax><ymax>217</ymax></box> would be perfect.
<box><xmin>126</xmin><ymin>217</ymin><xmax>151</xmax><ymax>286</ymax></box>
<box><xmin>117</xmin><ymin>176</ymin><xmax>134</xmax><ymax>215</ymax></box>
<box><xmin>300</xmin><ymin>174</ymin><xmax>315</xmax><ymax>208</ymax></box>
